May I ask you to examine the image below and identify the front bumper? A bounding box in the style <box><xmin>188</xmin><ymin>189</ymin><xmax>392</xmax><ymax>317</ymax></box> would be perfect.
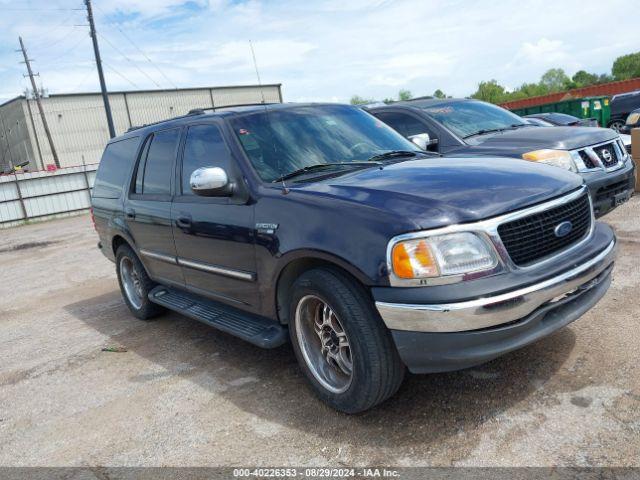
<box><xmin>376</xmin><ymin>238</ymin><xmax>615</xmax><ymax>333</ymax></box>
<box><xmin>376</xmin><ymin>235</ymin><xmax>616</xmax><ymax>373</ymax></box>
<box><xmin>390</xmin><ymin>264</ymin><xmax>612</xmax><ymax>373</ymax></box>
<box><xmin>583</xmin><ymin>159</ymin><xmax>635</xmax><ymax>217</ymax></box>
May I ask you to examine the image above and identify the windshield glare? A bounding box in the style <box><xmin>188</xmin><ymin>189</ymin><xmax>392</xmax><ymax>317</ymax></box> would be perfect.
<box><xmin>421</xmin><ymin>101</ymin><xmax>527</xmax><ymax>138</ymax></box>
<box><xmin>229</xmin><ymin>105</ymin><xmax>419</xmax><ymax>182</ymax></box>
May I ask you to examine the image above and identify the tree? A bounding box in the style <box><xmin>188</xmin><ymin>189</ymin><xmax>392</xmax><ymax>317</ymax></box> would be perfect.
<box><xmin>433</xmin><ymin>89</ymin><xmax>446</xmax><ymax>99</ymax></box>
<box><xmin>572</xmin><ymin>70</ymin><xmax>599</xmax><ymax>88</ymax></box>
<box><xmin>612</xmin><ymin>52</ymin><xmax>640</xmax><ymax>80</ymax></box>
<box><xmin>350</xmin><ymin>95</ymin><xmax>374</xmax><ymax>105</ymax></box>
<box><xmin>540</xmin><ymin>68</ymin><xmax>571</xmax><ymax>92</ymax></box>
<box><xmin>470</xmin><ymin>80</ymin><xmax>506</xmax><ymax>104</ymax></box>
<box><xmin>398</xmin><ymin>89</ymin><xmax>412</xmax><ymax>101</ymax></box>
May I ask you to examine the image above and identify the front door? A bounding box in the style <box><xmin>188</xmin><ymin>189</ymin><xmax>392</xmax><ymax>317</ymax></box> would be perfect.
<box><xmin>126</xmin><ymin>127</ymin><xmax>184</xmax><ymax>286</ymax></box>
<box><xmin>171</xmin><ymin>122</ymin><xmax>258</xmax><ymax>308</ymax></box>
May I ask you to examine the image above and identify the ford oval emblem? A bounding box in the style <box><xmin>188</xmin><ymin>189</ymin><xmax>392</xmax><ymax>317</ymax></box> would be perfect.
<box><xmin>554</xmin><ymin>221</ymin><xmax>573</xmax><ymax>238</ymax></box>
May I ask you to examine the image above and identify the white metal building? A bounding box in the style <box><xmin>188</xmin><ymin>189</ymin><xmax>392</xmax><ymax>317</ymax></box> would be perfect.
<box><xmin>0</xmin><ymin>84</ymin><xmax>282</xmax><ymax>172</ymax></box>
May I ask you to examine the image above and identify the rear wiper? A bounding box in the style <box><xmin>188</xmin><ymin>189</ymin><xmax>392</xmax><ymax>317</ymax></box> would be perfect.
<box><xmin>367</xmin><ymin>150</ymin><xmax>418</xmax><ymax>162</ymax></box>
<box><xmin>272</xmin><ymin>161</ymin><xmax>380</xmax><ymax>183</ymax></box>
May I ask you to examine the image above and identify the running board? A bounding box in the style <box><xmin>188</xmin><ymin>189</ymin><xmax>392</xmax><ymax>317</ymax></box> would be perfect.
<box><xmin>148</xmin><ymin>286</ymin><xmax>287</xmax><ymax>349</ymax></box>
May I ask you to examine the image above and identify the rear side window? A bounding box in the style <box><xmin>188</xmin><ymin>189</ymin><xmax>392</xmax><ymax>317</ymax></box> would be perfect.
<box><xmin>137</xmin><ymin>128</ymin><xmax>181</xmax><ymax>195</ymax></box>
<box><xmin>181</xmin><ymin>124</ymin><xmax>232</xmax><ymax>195</ymax></box>
<box><xmin>93</xmin><ymin>137</ymin><xmax>140</xmax><ymax>198</ymax></box>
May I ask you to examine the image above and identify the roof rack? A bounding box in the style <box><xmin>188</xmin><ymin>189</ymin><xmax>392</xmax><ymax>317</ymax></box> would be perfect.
<box><xmin>187</xmin><ymin>102</ymin><xmax>276</xmax><ymax>115</ymax></box>
<box><xmin>126</xmin><ymin>102</ymin><xmax>278</xmax><ymax>133</ymax></box>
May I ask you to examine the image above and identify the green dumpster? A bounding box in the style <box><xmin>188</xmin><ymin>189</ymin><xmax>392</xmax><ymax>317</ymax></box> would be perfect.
<box><xmin>510</xmin><ymin>96</ymin><xmax>611</xmax><ymax>127</ymax></box>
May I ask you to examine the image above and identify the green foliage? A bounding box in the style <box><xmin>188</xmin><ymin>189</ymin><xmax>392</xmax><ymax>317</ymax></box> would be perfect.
<box><xmin>470</xmin><ymin>80</ymin><xmax>507</xmax><ymax>104</ymax></box>
<box><xmin>433</xmin><ymin>89</ymin><xmax>446</xmax><ymax>99</ymax></box>
<box><xmin>398</xmin><ymin>89</ymin><xmax>413</xmax><ymax>101</ymax></box>
<box><xmin>349</xmin><ymin>95</ymin><xmax>374</xmax><ymax>105</ymax></box>
<box><xmin>612</xmin><ymin>52</ymin><xmax>640</xmax><ymax>80</ymax></box>
<box><xmin>540</xmin><ymin>68</ymin><xmax>571</xmax><ymax>92</ymax></box>
<box><xmin>572</xmin><ymin>70</ymin><xmax>599</xmax><ymax>88</ymax></box>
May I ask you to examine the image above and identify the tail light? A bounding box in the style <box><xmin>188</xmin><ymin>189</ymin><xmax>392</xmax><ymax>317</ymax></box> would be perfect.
<box><xmin>89</xmin><ymin>207</ymin><xmax>96</xmax><ymax>231</ymax></box>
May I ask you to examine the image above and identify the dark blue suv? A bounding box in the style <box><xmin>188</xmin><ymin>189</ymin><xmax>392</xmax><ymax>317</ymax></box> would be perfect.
<box><xmin>91</xmin><ymin>103</ymin><xmax>616</xmax><ymax>413</ymax></box>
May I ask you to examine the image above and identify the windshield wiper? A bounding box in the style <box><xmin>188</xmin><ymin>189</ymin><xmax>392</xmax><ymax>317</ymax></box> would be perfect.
<box><xmin>366</xmin><ymin>150</ymin><xmax>418</xmax><ymax>162</ymax></box>
<box><xmin>463</xmin><ymin>124</ymin><xmax>530</xmax><ymax>139</ymax></box>
<box><xmin>272</xmin><ymin>161</ymin><xmax>380</xmax><ymax>183</ymax></box>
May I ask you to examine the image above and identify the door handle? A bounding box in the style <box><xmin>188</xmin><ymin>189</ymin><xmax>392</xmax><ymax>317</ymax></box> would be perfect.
<box><xmin>125</xmin><ymin>208</ymin><xmax>136</xmax><ymax>219</ymax></box>
<box><xmin>176</xmin><ymin>215</ymin><xmax>192</xmax><ymax>229</ymax></box>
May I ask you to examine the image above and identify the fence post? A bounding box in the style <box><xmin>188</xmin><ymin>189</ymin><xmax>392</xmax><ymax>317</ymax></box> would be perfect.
<box><xmin>13</xmin><ymin>170</ymin><xmax>27</xmax><ymax>222</ymax></box>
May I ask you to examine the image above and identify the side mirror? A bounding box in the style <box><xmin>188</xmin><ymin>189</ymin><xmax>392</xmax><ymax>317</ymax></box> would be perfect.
<box><xmin>190</xmin><ymin>167</ymin><xmax>233</xmax><ymax>196</ymax></box>
<box><xmin>408</xmin><ymin>133</ymin><xmax>438</xmax><ymax>150</ymax></box>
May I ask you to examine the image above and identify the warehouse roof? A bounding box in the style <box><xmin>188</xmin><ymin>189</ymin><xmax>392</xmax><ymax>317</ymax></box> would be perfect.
<box><xmin>0</xmin><ymin>83</ymin><xmax>282</xmax><ymax>109</ymax></box>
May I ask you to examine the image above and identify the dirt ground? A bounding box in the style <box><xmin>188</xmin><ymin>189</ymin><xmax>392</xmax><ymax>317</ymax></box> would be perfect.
<box><xmin>0</xmin><ymin>200</ymin><xmax>639</xmax><ymax>467</ymax></box>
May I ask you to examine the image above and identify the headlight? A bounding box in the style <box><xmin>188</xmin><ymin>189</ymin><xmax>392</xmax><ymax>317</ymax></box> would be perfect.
<box><xmin>522</xmin><ymin>149</ymin><xmax>577</xmax><ymax>172</ymax></box>
<box><xmin>390</xmin><ymin>232</ymin><xmax>498</xmax><ymax>280</ymax></box>
<box><xmin>627</xmin><ymin>112</ymin><xmax>640</xmax><ymax>125</ymax></box>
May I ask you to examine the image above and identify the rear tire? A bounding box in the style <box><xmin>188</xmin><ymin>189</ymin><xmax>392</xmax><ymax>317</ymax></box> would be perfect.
<box><xmin>115</xmin><ymin>244</ymin><xmax>165</xmax><ymax>320</ymax></box>
<box><xmin>288</xmin><ymin>267</ymin><xmax>405</xmax><ymax>413</ymax></box>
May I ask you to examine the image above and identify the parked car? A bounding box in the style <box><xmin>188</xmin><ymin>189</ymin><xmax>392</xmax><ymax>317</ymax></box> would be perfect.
<box><xmin>609</xmin><ymin>90</ymin><xmax>640</xmax><ymax>132</ymax></box>
<box><xmin>524</xmin><ymin>112</ymin><xmax>597</xmax><ymax>127</ymax></box>
<box><xmin>620</xmin><ymin>107</ymin><xmax>640</xmax><ymax>136</ymax></box>
<box><xmin>92</xmin><ymin>103</ymin><xmax>616</xmax><ymax>413</ymax></box>
<box><xmin>366</xmin><ymin>98</ymin><xmax>636</xmax><ymax>217</ymax></box>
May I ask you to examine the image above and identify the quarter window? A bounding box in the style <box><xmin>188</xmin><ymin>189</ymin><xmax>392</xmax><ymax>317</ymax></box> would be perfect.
<box><xmin>181</xmin><ymin>124</ymin><xmax>231</xmax><ymax>195</ymax></box>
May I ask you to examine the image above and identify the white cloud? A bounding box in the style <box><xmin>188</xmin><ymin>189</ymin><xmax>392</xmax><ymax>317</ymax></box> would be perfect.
<box><xmin>1</xmin><ymin>0</ymin><xmax>639</xmax><ymax>104</ymax></box>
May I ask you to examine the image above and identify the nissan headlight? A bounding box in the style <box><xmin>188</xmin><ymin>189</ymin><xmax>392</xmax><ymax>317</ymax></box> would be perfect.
<box><xmin>390</xmin><ymin>232</ymin><xmax>498</xmax><ymax>281</ymax></box>
<box><xmin>522</xmin><ymin>149</ymin><xmax>577</xmax><ymax>172</ymax></box>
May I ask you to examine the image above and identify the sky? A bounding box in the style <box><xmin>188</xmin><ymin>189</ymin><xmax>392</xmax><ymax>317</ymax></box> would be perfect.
<box><xmin>1</xmin><ymin>0</ymin><xmax>639</xmax><ymax>104</ymax></box>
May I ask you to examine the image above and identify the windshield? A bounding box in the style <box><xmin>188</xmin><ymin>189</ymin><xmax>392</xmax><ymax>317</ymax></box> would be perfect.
<box><xmin>229</xmin><ymin>105</ymin><xmax>419</xmax><ymax>182</ymax></box>
<box><xmin>420</xmin><ymin>100</ymin><xmax>528</xmax><ymax>138</ymax></box>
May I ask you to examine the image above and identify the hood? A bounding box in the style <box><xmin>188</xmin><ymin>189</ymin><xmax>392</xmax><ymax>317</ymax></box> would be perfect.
<box><xmin>468</xmin><ymin>126</ymin><xmax>617</xmax><ymax>152</ymax></box>
<box><xmin>292</xmin><ymin>157</ymin><xmax>583</xmax><ymax>229</ymax></box>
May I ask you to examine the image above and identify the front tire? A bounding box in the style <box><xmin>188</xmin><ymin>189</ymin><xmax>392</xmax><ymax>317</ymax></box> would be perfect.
<box><xmin>289</xmin><ymin>268</ymin><xmax>405</xmax><ymax>413</ymax></box>
<box><xmin>115</xmin><ymin>244</ymin><xmax>165</xmax><ymax>320</ymax></box>
<box><xmin>608</xmin><ymin>120</ymin><xmax>625</xmax><ymax>133</ymax></box>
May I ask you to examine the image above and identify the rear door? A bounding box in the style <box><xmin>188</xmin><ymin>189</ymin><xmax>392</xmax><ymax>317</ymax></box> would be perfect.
<box><xmin>171</xmin><ymin>121</ymin><xmax>258</xmax><ymax>308</ymax></box>
<box><xmin>126</xmin><ymin>127</ymin><xmax>184</xmax><ymax>286</ymax></box>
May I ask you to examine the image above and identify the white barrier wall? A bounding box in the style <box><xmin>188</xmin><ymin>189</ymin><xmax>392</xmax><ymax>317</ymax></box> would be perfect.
<box><xmin>0</xmin><ymin>164</ymin><xmax>97</xmax><ymax>228</ymax></box>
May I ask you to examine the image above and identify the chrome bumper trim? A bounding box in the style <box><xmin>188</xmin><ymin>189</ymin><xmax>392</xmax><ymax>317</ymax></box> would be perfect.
<box><xmin>376</xmin><ymin>239</ymin><xmax>616</xmax><ymax>333</ymax></box>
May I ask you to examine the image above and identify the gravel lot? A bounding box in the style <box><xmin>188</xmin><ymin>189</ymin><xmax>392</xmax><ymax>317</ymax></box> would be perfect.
<box><xmin>1</xmin><ymin>200</ymin><xmax>639</xmax><ymax>467</ymax></box>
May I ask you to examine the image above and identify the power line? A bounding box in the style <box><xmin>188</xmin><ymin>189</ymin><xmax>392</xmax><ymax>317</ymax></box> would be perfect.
<box><xmin>37</xmin><ymin>33</ymin><xmax>89</xmax><ymax>67</ymax></box>
<box><xmin>93</xmin><ymin>4</ymin><xmax>178</xmax><ymax>89</ymax></box>
<box><xmin>97</xmin><ymin>32</ymin><xmax>162</xmax><ymax>88</ymax></box>
<box><xmin>103</xmin><ymin>62</ymin><xmax>140</xmax><ymax>89</ymax></box>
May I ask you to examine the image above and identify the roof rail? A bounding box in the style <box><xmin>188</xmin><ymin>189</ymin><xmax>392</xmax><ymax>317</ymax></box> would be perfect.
<box><xmin>125</xmin><ymin>102</ymin><xmax>278</xmax><ymax>133</ymax></box>
<box><xmin>187</xmin><ymin>102</ymin><xmax>277</xmax><ymax>115</ymax></box>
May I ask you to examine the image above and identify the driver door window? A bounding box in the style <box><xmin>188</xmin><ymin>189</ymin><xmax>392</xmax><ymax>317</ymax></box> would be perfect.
<box><xmin>375</xmin><ymin>111</ymin><xmax>438</xmax><ymax>151</ymax></box>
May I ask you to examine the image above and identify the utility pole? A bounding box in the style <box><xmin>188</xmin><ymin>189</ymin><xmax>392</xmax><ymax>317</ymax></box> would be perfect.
<box><xmin>18</xmin><ymin>36</ymin><xmax>60</xmax><ymax>168</ymax></box>
<box><xmin>85</xmin><ymin>0</ymin><xmax>115</xmax><ymax>138</ymax></box>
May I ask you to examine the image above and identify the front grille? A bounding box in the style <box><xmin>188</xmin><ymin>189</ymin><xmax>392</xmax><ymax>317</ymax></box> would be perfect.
<box><xmin>578</xmin><ymin>150</ymin><xmax>597</xmax><ymax>169</ymax></box>
<box><xmin>592</xmin><ymin>142</ymin><xmax>619</xmax><ymax>168</ymax></box>
<box><xmin>498</xmin><ymin>193</ymin><xmax>591</xmax><ymax>266</ymax></box>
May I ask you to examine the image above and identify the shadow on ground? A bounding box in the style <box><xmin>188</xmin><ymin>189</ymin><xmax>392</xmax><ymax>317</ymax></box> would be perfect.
<box><xmin>66</xmin><ymin>289</ymin><xmax>578</xmax><ymax>452</ymax></box>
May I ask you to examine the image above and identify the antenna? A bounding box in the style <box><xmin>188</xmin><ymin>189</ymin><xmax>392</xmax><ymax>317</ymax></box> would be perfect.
<box><xmin>249</xmin><ymin>40</ymin><xmax>289</xmax><ymax>194</ymax></box>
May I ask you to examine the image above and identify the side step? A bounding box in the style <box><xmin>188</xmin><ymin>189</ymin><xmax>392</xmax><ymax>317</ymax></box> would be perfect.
<box><xmin>148</xmin><ymin>286</ymin><xmax>288</xmax><ymax>349</ymax></box>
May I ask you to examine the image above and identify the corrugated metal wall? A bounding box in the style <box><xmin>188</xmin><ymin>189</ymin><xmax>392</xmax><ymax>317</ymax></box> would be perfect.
<box><xmin>0</xmin><ymin>84</ymin><xmax>282</xmax><ymax>172</ymax></box>
<box><xmin>0</xmin><ymin>164</ymin><xmax>97</xmax><ymax>228</ymax></box>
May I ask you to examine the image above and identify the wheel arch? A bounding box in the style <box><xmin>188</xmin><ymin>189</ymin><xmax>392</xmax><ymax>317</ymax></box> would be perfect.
<box><xmin>273</xmin><ymin>251</ymin><xmax>375</xmax><ymax>325</ymax></box>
